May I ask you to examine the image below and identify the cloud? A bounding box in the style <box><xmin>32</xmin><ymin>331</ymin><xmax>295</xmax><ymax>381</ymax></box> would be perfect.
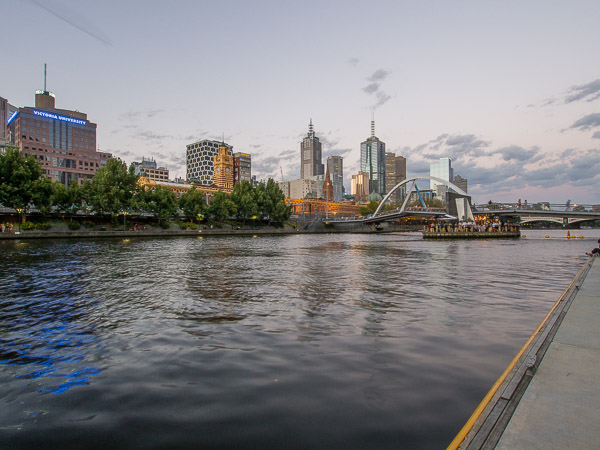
<box><xmin>593</xmin><ymin>131</ymin><xmax>600</xmax><ymax>139</ymax></box>
<box><xmin>323</xmin><ymin>148</ymin><xmax>352</xmax><ymax>159</ymax></box>
<box><xmin>565</xmin><ymin>79</ymin><xmax>600</xmax><ymax>103</ymax></box>
<box><xmin>368</xmin><ymin>69</ymin><xmax>390</xmax><ymax>82</ymax></box>
<box><xmin>347</xmin><ymin>57</ymin><xmax>359</xmax><ymax>66</ymax></box>
<box><xmin>494</xmin><ymin>145</ymin><xmax>542</xmax><ymax>163</ymax></box>
<box><xmin>362</xmin><ymin>69</ymin><xmax>392</xmax><ymax>109</ymax></box>
<box><xmin>569</xmin><ymin>113</ymin><xmax>600</xmax><ymax>131</ymax></box>
<box><xmin>363</xmin><ymin>83</ymin><xmax>380</xmax><ymax>94</ymax></box>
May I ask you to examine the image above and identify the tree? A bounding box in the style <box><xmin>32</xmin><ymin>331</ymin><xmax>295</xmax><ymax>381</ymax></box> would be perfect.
<box><xmin>230</xmin><ymin>180</ymin><xmax>258</xmax><ymax>223</ymax></box>
<box><xmin>137</xmin><ymin>185</ymin><xmax>178</xmax><ymax>220</ymax></box>
<box><xmin>31</xmin><ymin>177</ymin><xmax>55</xmax><ymax>217</ymax></box>
<box><xmin>179</xmin><ymin>186</ymin><xmax>207</xmax><ymax>221</ymax></box>
<box><xmin>53</xmin><ymin>182</ymin><xmax>84</xmax><ymax>218</ymax></box>
<box><xmin>88</xmin><ymin>158</ymin><xmax>138</xmax><ymax>215</ymax></box>
<box><xmin>0</xmin><ymin>146</ymin><xmax>44</xmax><ymax>214</ymax></box>
<box><xmin>208</xmin><ymin>190</ymin><xmax>236</xmax><ymax>221</ymax></box>
<box><xmin>359</xmin><ymin>200</ymin><xmax>380</xmax><ymax>216</ymax></box>
<box><xmin>256</xmin><ymin>178</ymin><xmax>290</xmax><ymax>225</ymax></box>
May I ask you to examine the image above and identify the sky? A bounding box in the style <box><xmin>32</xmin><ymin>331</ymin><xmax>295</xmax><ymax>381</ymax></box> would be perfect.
<box><xmin>2</xmin><ymin>0</ymin><xmax>599</xmax><ymax>204</ymax></box>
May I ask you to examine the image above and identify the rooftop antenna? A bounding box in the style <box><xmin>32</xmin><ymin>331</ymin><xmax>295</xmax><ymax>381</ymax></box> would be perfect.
<box><xmin>309</xmin><ymin>118</ymin><xmax>314</xmax><ymax>136</ymax></box>
<box><xmin>371</xmin><ymin>111</ymin><xmax>375</xmax><ymax>137</ymax></box>
<box><xmin>44</xmin><ymin>63</ymin><xmax>47</xmax><ymax>92</ymax></box>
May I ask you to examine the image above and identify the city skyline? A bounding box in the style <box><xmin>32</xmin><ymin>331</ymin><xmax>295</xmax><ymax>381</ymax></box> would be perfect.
<box><xmin>2</xmin><ymin>0</ymin><xmax>600</xmax><ymax>204</ymax></box>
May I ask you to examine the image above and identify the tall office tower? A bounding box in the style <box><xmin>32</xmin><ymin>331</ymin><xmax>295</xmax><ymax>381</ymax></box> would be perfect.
<box><xmin>300</xmin><ymin>119</ymin><xmax>324</xmax><ymax>179</ymax></box>
<box><xmin>213</xmin><ymin>145</ymin><xmax>234</xmax><ymax>190</ymax></box>
<box><xmin>360</xmin><ymin>117</ymin><xmax>386</xmax><ymax>195</ymax></box>
<box><xmin>186</xmin><ymin>139</ymin><xmax>233</xmax><ymax>184</ymax></box>
<box><xmin>429</xmin><ymin>157</ymin><xmax>454</xmax><ymax>199</ymax></box>
<box><xmin>385</xmin><ymin>152</ymin><xmax>407</xmax><ymax>202</ymax></box>
<box><xmin>351</xmin><ymin>171</ymin><xmax>370</xmax><ymax>203</ymax></box>
<box><xmin>233</xmin><ymin>152</ymin><xmax>251</xmax><ymax>184</ymax></box>
<box><xmin>132</xmin><ymin>157</ymin><xmax>169</xmax><ymax>182</ymax></box>
<box><xmin>6</xmin><ymin>72</ymin><xmax>111</xmax><ymax>187</ymax></box>
<box><xmin>327</xmin><ymin>155</ymin><xmax>344</xmax><ymax>201</ymax></box>
<box><xmin>453</xmin><ymin>174</ymin><xmax>468</xmax><ymax>193</ymax></box>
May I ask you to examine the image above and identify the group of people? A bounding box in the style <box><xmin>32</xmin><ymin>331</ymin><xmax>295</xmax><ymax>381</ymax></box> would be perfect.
<box><xmin>0</xmin><ymin>223</ymin><xmax>14</xmax><ymax>233</ymax></box>
<box><xmin>426</xmin><ymin>221</ymin><xmax>519</xmax><ymax>233</ymax></box>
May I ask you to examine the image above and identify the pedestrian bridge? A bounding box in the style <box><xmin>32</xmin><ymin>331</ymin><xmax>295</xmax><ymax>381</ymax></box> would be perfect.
<box><xmin>325</xmin><ymin>176</ymin><xmax>473</xmax><ymax>225</ymax></box>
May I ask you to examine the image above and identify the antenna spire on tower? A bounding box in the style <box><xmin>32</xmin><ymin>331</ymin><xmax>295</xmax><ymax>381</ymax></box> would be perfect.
<box><xmin>371</xmin><ymin>112</ymin><xmax>375</xmax><ymax>137</ymax></box>
<box><xmin>309</xmin><ymin>118</ymin><xmax>314</xmax><ymax>135</ymax></box>
<box><xmin>44</xmin><ymin>63</ymin><xmax>47</xmax><ymax>92</ymax></box>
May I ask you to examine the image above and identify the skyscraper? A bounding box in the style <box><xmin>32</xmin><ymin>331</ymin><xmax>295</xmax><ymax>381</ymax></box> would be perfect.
<box><xmin>360</xmin><ymin>118</ymin><xmax>386</xmax><ymax>195</ymax></box>
<box><xmin>385</xmin><ymin>152</ymin><xmax>407</xmax><ymax>202</ymax></box>
<box><xmin>453</xmin><ymin>174</ymin><xmax>468</xmax><ymax>193</ymax></box>
<box><xmin>327</xmin><ymin>155</ymin><xmax>344</xmax><ymax>201</ymax></box>
<box><xmin>300</xmin><ymin>119</ymin><xmax>323</xmax><ymax>179</ymax></box>
<box><xmin>430</xmin><ymin>157</ymin><xmax>454</xmax><ymax>199</ymax></box>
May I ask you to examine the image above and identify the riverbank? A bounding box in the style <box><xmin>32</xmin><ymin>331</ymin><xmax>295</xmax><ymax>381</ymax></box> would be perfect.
<box><xmin>450</xmin><ymin>256</ymin><xmax>598</xmax><ymax>448</ymax></box>
<box><xmin>0</xmin><ymin>224</ymin><xmax>403</xmax><ymax>239</ymax></box>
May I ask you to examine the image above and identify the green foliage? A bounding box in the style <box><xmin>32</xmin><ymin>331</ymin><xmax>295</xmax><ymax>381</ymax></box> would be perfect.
<box><xmin>208</xmin><ymin>191</ymin><xmax>236</xmax><ymax>221</ymax></box>
<box><xmin>359</xmin><ymin>200</ymin><xmax>380</xmax><ymax>216</ymax></box>
<box><xmin>178</xmin><ymin>186</ymin><xmax>206</xmax><ymax>221</ymax></box>
<box><xmin>53</xmin><ymin>182</ymin><xmax>84</xmax><ymax>215</ymax></box>
<box><xmin>158</xmin><ymin>218</ymin><xmax>171</xmax><ymax>229</ymax></box>
<box><xmin>87</xmin><ymin>158</ymin><xmax>138</xmax><ymax>215</ymax></box>
<box><xmin>68</xmin><ymin>221</ymin><xmax>81</xmax><ymax>230</ymax></box>
<box><xmin>255</xmin><ymin>178</ymin><xmax>291</xmax><ymax>225</ymax></box>
<box><xmin>230</xmin><ymin>180</ymin><xmax>257</xmax><ymax>223</ymax></box>
<box><xmin>34</xmin><ymin>222</ymin><xmax>51</xmax><ymax>230</ymax></box>
<box><xmin>21</xmin><ymin>221</ymin><xmax>35</xmax><ymax>230</ymax></box>
<box><xmin>177</xmin><ymin>221</ymin><xmax>198</xmax><ymax>230</ymax></box>
<box><xmin>31</xmin><ymin>177</ymin><xmax>55</xmax><ymax>217</ymax></box>
<box><xmin>0</xmin><ymin>146</ymin><xmax>44</xmax><ymax>212</ymax></box>
<box><xmin>137</xmin><ymin>185</ymin><xmax>178</xmax><ymax>219</ymax></box>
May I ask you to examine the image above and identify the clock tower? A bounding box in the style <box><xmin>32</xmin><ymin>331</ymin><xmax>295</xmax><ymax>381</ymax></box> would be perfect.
<box><xmin>213</xmin><ymin>145</ymin><xmax>234</xmax><ymax>190</ymax></box>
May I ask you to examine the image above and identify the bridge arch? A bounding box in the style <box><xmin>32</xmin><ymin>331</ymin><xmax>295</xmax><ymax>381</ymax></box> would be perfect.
<box><xmin>373</xmin><ymin>176</ymin><xmax>469</xmax><ymax>217</ymax></box>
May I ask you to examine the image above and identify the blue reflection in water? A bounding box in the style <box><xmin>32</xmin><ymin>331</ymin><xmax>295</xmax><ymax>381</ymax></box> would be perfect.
<box><xmin>0</xmin><ymin>245</ymin><xmax>103</xmax><ymax>395</ymax></box>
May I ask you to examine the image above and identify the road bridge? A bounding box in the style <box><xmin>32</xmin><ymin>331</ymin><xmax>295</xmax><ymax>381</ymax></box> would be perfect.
<box><xmin>473</xmin><ymin>205</ymin><xmax>600</xmax><ymax>227</ymax></box>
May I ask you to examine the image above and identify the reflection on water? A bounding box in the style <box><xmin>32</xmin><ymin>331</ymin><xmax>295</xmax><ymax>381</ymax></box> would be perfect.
<box><xmin>0</xmin><ymin>230</ymin><xmax>596</xmax><ymax>447</ymax></box>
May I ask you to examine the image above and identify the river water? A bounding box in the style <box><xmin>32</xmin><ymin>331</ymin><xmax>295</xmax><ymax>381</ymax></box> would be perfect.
<box><xmin>0</xmin><ymin>229</ymin><xmax>597</xmax><ymax>448</ymax></box>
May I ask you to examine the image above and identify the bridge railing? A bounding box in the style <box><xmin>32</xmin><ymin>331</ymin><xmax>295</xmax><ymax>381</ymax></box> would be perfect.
<box><xmin>473</xmin><ymin>203</ymin><xmax>598</xmax><ymax>213</ymax></box>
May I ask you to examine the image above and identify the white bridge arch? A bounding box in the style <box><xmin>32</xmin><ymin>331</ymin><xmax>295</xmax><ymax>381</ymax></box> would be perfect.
<box><xmin>373</xmin><ymin>176</ymin><xmax>470</xmax><ymax>219</ymax></box>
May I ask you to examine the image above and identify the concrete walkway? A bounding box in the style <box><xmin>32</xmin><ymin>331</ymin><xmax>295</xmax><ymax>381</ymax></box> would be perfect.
<box><xmin>496</xmin><ymin>257</ymin><xmax>600</xmax><ymax>448</ymax></box>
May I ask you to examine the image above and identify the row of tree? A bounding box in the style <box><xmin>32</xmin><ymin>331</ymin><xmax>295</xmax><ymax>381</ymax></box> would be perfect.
<box><xmin>0</xmin><ymin>146</ymin><xmax>291</xmax><ymax>225</ymax></box>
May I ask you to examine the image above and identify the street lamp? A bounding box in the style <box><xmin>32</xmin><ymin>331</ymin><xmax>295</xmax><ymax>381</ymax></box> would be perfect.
<box><xmin>15</xmin><ymin>208</ymin><xmax>24</xmax><ymax>234</ymax></box>
<box><xmin>122</xmin><ymin>210</ymin><xmax>128</xmax><ymax>230</ymax></box>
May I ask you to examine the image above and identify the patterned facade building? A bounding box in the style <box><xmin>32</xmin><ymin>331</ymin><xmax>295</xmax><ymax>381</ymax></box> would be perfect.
<box><xmin>6</xmin><ymin>88</ymin><xmax>111</xmax><ymax>187</ymax></box>
<box><xmin>186</xmin><ymin>139</ymin><xmax>233</xmax><ymax>184</ymax></box>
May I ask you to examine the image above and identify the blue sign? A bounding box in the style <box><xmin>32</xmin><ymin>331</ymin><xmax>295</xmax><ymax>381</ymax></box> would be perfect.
<box><xmin>33</xmin><ymin>110</ymin><xmax>87</xmax><ymax>125</ymax></box>
<box><xmin>7</xmin><ymin>111</ymin><xmax>18</xmax><ymax>125</ymax></box>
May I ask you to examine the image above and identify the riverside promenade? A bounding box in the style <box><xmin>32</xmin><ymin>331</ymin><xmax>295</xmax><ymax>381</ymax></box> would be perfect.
<box><xmin>451</xmin><ymin>256</ymin><xmax>600</xmax><ymax>449</ymax></box>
